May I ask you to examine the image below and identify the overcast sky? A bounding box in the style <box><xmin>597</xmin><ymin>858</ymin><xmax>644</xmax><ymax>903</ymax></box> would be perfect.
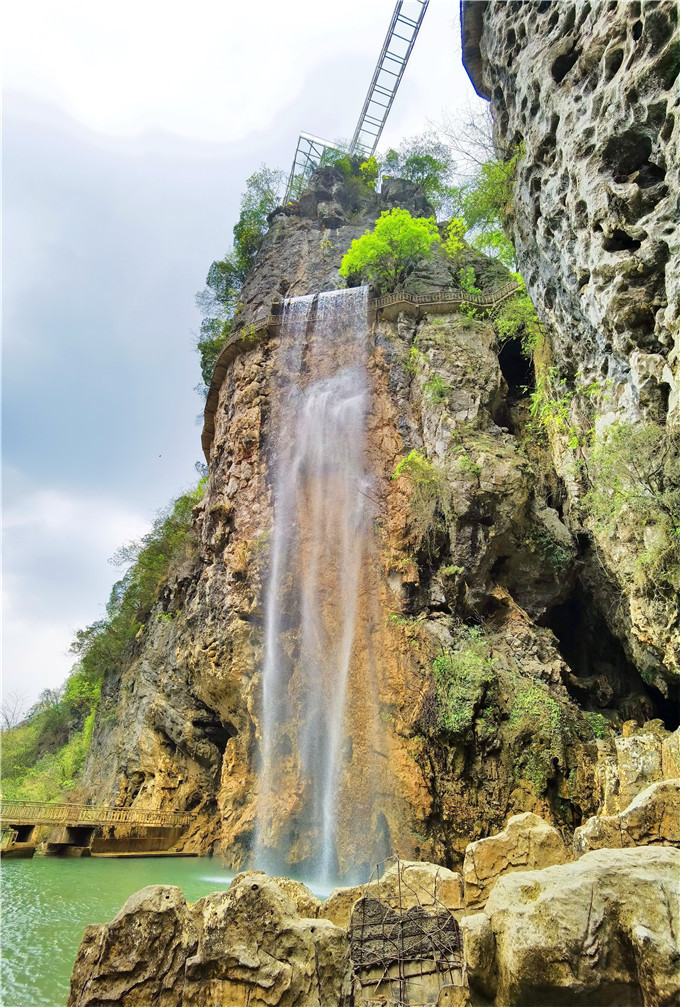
<box><xmin>3</xmin><ymin>1</ymin><xmax>485</xmax><ymax>713</ymax></box>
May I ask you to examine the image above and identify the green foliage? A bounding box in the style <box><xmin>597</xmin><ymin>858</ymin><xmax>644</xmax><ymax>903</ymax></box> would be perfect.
<box><xmin>195</xmin><ymin>164</ymin><xmax>283</xmax><ymax>393</ymax></box>
<box><xmin>393</xmin><ymin>449</ymin><xmax>452</xmax><ymax>548</ymax></box>
<box><xmin>233</xmin><ymin>165</ymin><xmax>284</xmax><ymax>267</ymax></box>
<box><xmin>406</xmin><ymin>345</ymin><xmax>425</xmax><ymax>374</ymax></box>
<box><xmin>457</xmin><ymin>265</ymin><xmax>482</xmax><ymax>296</ymax></box>
<box><xmin>432</xmin><ymin>627</ymin><xmax>496</xmax><ymax>735</ymax></box>
<box><xmin>1</xmin><ymin>481</ymin><xmax>207</xmax><ymax>802</ymax></box>
<box><xmin>586</xmin><ymin>712</ymin><xmax>611</xmax><ymax>739</ymax></box>
<box><xmin>527</xmin><ymin>525</ymin><xmax>573</xmax><ymax>575</ymax></box>
<box><xmin>448</xmin><ymin>148</ymin><xmax>522</xmax><ymax>269</ymax></box>
<box><xmin>109</xmin><ymin>480</ymin><xmax>206</xmax><ymax>624</ymax></box>
<box><xmin>508</xmin><ymin>683</ymin><xmax>569</xmax><ymax>793</ymax></box>
<box><xmin>443</xmin><ymin>218</ymin><xmax>466</xmax><ymax>259</ymax></box>
<box><xmin>339</xmin><ymin>208</ymin><xmax>441</xmax><ymax>294</ymax></box>
<box><xmin>439</xmin><ymin>564</ymin><xmax>464</xmax><ymax>577</ymax></box>
<box><xmin>456</xmin><ymin>452</ymin><xmax>482</xmax><ymax>477</ymax></box>
<box><xmin>423</xmin><ymin>374</ymin><xmax>451</xmax><ymax>404</ymax></box>
<box><xmin>529</xmin><ymin>367</ymin><xmax>600</xmax><ymax>450</ymax></box>
<box><xmin>493</xmin><ymin>286</ymin><xmax>543</xmax><ymax>359</ymax></box>
<box><xmin>359</xmin><ymin>155</ymin><xmax>379</xmax><ymax>188</ymax></box>
<box><xmin>196</xmin><ymin>318</ymin><xmax>230</xmax><ymax>389</ymax></box>
<box><xmin>585</xmin><ymin>422</ymin><xmax>680</xmax><ymax>591</ymax></box>
<box><xmin>382</xmin><ymin>132</ymin><xmax>455</xmax><ymax>213</ymax></box>
<box><xmin>2</xmin><ymin>712</ymin><xmax>96</xmax><ymax>802</ymax></box>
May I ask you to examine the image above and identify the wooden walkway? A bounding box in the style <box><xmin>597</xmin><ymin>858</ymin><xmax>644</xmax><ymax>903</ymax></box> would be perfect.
<box><xmin>1</xmin><ymin>799</ymin><xmax>195</xmax><ymax>829</ymax></box>
<box><xmin>201</xmin><ymin>280</ymin><xmax>521</xmax><ymax>461</ymax></box>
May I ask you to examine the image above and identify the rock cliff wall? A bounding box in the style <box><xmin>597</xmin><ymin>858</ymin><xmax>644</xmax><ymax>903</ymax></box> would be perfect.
<box><xmin>465</xmin><ymin>0</ymin><xmax>680</xmax><ymax>698</ymax></box>
<box><xmin>81</xmin><ymin>156</ymin><xmax>676</xmax><ymax>874</ymax></box>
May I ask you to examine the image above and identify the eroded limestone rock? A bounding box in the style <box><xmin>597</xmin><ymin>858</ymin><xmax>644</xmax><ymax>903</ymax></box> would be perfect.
<box><xmin>462</xmin><ymin>812</ymin><xmax>569</xmax><ymax>910</ymax></box>
<box><xmin>474</xmin><ymin>0</ymin><xmax>680</xmax><ymax>691</ymax></box>
<box><xmin>68</xmin><ymin>874</ymin><xmax>350</xmax><ymax>1007</ymax></box>
<box><xmin>595</xmin><ymin>723</ymin><xmax>680</xmax><ymax>814</ymax></box>
<box><xmin>321</xmin><ymin>859</ymin><xmax>464</xmax><ymax>930</ymax></box>
<box><xmin>574</xmin><ymin>778</ymin><xmax>680</xmax><ymax>855</ymax></box>
<box><xmin>68</xmin><ymin>885</ymin><xmax>199</xmax><ymax>1006</ymax></box>
<box><xmin>464</xmin><ymin>847</ymin><xmax>680</xmax><ymax>1007</ymax></box>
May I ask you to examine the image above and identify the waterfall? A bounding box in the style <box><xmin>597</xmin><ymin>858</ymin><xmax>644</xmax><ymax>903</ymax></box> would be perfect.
<box><xmin>254</xmin><ymin>286</ymin><xmax>372</xmax><ymax>882</ymax></box>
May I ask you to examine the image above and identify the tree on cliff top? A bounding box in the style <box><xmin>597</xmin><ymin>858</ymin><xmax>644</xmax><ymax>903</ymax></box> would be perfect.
<box><xmin>382</xmin><ymin>131</ymin><xmax>456</xmax><ymax>215</ymax></box>
<box><xmin>195</xmin><ymin>165</ymin><xmax>284</xmax><ymax>394</ymax></box>
<box><xmin>339</xmin><ymin>208</ymin><xmax>440</xmax><ymax>294</ymax></box>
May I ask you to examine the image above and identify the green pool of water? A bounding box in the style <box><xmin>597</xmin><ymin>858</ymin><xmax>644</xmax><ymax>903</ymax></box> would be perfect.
<box><xmin>1</xmin><ymin>856</ymin><xmax>235</xmax><ymax>1006</ymax></box>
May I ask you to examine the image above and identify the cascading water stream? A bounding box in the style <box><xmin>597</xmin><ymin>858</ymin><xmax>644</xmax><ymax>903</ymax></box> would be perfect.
<box><xmin>254</xmin><ymin>286</ymin><xmax>371</xmax><ymax>882</ymax></box>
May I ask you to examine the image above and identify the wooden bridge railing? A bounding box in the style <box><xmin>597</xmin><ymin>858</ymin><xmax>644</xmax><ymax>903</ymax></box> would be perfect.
<box><xmin>0</xmin><ymin>800</ymin><xmax>196</xmax><ymax>829</ymax></box>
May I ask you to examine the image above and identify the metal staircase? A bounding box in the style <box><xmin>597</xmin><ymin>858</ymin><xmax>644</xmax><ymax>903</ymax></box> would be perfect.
<box><xmin>283</xmin><ymin>1</ymin><xmax>429</xmax><ymax>203</ymax></box>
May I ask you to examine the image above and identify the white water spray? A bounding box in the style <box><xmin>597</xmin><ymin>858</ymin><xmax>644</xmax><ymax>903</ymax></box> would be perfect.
<box><xmin>254</xmin><ymin>286</ymin><xmax>371</xmax><ymax>881</ymax></box>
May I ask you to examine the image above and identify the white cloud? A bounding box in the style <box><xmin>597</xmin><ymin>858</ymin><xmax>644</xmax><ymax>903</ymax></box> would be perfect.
<box><xmin>3</xmin><ymin>0</ymin><xmax>393</xmax><ymax>141</ymax></box>
<box><xmin>2</xmin><ymin>486</ymin><xmax>151</xmax><ymax>708</ymax></box>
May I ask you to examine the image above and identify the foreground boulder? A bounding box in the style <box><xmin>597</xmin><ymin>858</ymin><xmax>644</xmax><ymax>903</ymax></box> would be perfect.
<box><xmin>462</xmin><ymin>812</ymin><xmax>569</xmax><ymax>909</ymax></box>
<box><xmin>68</xmin><ymin>873</ymin><xmax>349</xmax><ymax>1006</ymax></box>
<box><xmin>69</xmin><ymin>886</ymin><xmax>198</xmax><ymax>1005</ymax></box>
<box><xmin>321</xmin><ymin>859</ymin><xmax>464</xmax><ymax>929</ymax></box>
<box><xmin>463</xmin><ymin>846</ymin><xmax>680</xmax><ymax>1007</ymax></box>
<box><xmin>575</xmin><ymin>779</ymin><xmax>680</xmax><ymax>856</ymax></box>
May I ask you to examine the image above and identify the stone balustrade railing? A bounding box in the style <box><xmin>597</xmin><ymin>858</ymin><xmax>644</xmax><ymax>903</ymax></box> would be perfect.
<box><xmin>1</xmin><ymin>800</ymin><xmax>195</xmax><ymax>829</ymax></box>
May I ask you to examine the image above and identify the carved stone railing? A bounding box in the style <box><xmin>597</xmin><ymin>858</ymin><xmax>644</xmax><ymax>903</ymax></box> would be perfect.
<box><xmin>0</xmin><ymin>800</ymin><xmax>195</xmax><ymax>829</ymax></box>
<box><xmin>201</xmin><ymin>280</ymin><xmax>521</xmax><ymax>461</ymax></box>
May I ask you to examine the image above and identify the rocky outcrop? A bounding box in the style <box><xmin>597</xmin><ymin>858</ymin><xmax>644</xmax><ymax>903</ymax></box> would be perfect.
<box><xmin>321</xmin><ymin>859</ymin><xmax>464</xmax><ymax>930</ymax></box>
<box><xmin>77</xmin><ymin>150</ymin><xmax>679</xmax><ymax>873</ymax></box>
<box><xmin>463</xmin><ymin>846</ymin><xmax>680</xmax><ymax>1007</ymax></box>
<box><xmin>468</xmin><ymin>0</ymin><xmax>680</xmax><ymax>693</ymax></box>
<box><xmin>76</xmin><ymin>162</ymin><xmax>620</xmax><ymax>873</ymax></box>
<box><xmin>70</xmin><ymin>851</ymin><xmax>680</xmax><ymax>1006</ymax></box>
<box><xmin>473</xmin><ymin>0</ymin><xmax>679</xmax><ymax>419</ymax></box>
<box><xmin>68</xmin><ymin>873</ymin><xmax>350</xmax><ymax>1007</ymax></box>
<box><xmin>68</xmin><ymin>885</ymin><xmax>199</xmax><ymax>1006</ymax></box>
<box><xmin>574</xmin><ymin>777</ymin><xmax>680</xmax><ymax>855</ymax></box>
<box><xmin>462</xmin><ymin>812</ymin><xmax>569</xmax><ymax>910</ymax></box>
<box><xmin>594</xmin><ymin>721</ymin><xmax>680</xmax><ymax>815</ymax></box>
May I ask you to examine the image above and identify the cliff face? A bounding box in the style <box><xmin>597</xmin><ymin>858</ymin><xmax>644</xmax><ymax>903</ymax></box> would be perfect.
<box><xmin>468</xmin><ymin>0</ymin><xmax>680</xmax><ymax>696</ymax></box>
<box><xmin>80</xmin><ymin>157</ymin><xmax>678</xmax><ymax>874</ymax></box>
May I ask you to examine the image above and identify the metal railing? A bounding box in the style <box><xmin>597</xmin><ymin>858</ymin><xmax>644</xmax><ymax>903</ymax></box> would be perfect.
<box><xmin>372</xmin><ymin>279</ymin><xmax>520</xmax><ymax>311</ymax></box>
<box><xmin>1</xmin><ymin>800</ymin><xmax>195</xmax><ymax>829</ymax></box>
<box><xmin>283</xmin><ymin>1</ymin><xmax>429</xmax><ymax>202</ymax></box>
<box><xmin>350</xmin><ymin>1</ymin><xmax>429</xmax><ymax>157</ymax></box>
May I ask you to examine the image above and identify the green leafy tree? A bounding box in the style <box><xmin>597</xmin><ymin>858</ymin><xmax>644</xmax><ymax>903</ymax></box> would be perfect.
<box><xmin>339</xmin><ymin>208</ymin><xmax>440</xmax><ymax>293</ymax></box>
<box><xmin>359</xmin><ymin>155</ymin><xmax>379</xmax><ymax>188</ymax></box>
<box><xmin>2</xmin><ymin>482</ymin><xmax>208</xmax><ymax>801</ymax></box>
<box><xmin>585</xmin><ymin>423</ymin><xmax>680</xmax><ymax>591</ymax></box>
<box><xmin>447</xmin><ymin>148</ymin><xmax>522</xmax><ymax>269</ymax></box>
<box><xmin>196</xmin><ymin>165</ymin><xmax>284</xmax><ymax>394</ymax></box>
<box><xmin>382</xmin><ymin>132</ymin><xmax>456</xmax><ymax>214</ymax></box>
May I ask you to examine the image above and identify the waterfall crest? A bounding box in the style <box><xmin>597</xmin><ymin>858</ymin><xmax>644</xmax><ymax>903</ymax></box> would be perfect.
<box><xmin>254</xmin><ymin>286</ymin><xmax>373</xmax><ymax>882</ymax></box>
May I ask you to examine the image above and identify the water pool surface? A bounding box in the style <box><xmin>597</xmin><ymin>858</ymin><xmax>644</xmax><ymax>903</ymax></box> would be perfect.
<box><xmin>1</xmin><ymin>856</ymin><xmax>234</xmax><ymax>1006</ymax></box>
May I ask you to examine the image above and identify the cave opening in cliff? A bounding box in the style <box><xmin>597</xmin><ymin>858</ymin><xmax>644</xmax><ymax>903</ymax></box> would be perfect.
<box><xmin>498</xmin><ymin>336</ymin><xmax>535</xmax><ymax>402</ymax></box>
<box><xmin>194</xmin><ymin>717</ymin><xmax>237</xmax><ymax>756</ymax></box>
<box><xmin>545</xmin><ymin>584</ymin><xmax>679</xmax><ymax>730</ymax></box>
